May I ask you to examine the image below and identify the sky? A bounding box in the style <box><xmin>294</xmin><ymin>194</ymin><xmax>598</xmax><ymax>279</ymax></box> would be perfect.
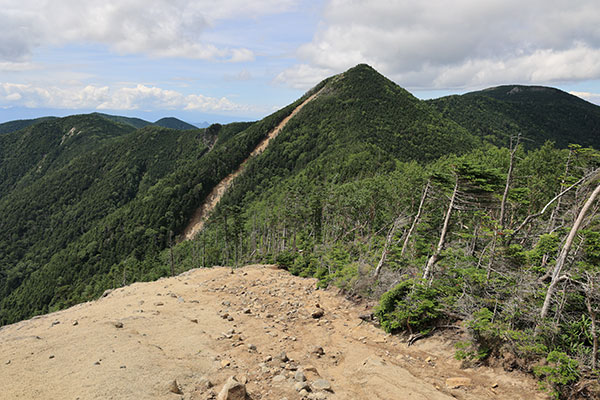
<box><xmin>1</xmin><ymin>0</ymin><xmax>600</xmax><ymax>125</ymax></box>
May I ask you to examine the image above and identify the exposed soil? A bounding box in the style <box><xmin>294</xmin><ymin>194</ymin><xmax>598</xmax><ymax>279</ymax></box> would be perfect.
<box><xmin>183</xmin><ymin>91</ymin><xmax>322</xmax><ymax>241</ymax></box>
<box><xmin>0</xmin><ymin>265</ymin><xmax>547</xmax><ymax>400</ymax></box>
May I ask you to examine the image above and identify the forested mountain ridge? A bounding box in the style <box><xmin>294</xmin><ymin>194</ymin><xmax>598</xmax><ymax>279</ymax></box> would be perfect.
<box><xmin>428</xmin><ymin>85</ymin><xmax>600</xmax><ymax>149</ymax></box>
<box><xmin>154</xmin><ymin>117</ymin><xmax>198</xmax><ymax>130</ymax></box>
<box><xmin>0</xmin><ymin>116</ymin><xmax>57</xmax><ymax>135</ymax></box>
<box><xmin>0</xmin><ymin>114</ymin><xmax>136</xmax><ymax>198</ymax></box>
<box><xmin>0</xmin><ymin>113</ymin><xmax>197</xmax><ymax>135</ymax></box>
<box><xmin>1</xmin><ymin>64</ymin><xmax>600</xmax><ymax>398</ymax></box>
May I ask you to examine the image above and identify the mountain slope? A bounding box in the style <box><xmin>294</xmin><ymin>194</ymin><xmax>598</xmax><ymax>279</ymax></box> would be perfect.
<box><xmin>195</xmin><ymin>64</ymin><xmax>478</xmax><ymax>243</ymax></box>
<box><xmin>0</xmin><ymin>114</ymin><xmax>136</xmax><ymax>198</ymax></box>
<box><xmin>92</xmin><ymin>113</ymin><xmax>152</xmax><ymax>129</ymax></box>
<box><xmin>428</xmin><ymin>85</ymin><xmax>600</xmax><ymax>148</ymax></box>
<box><xmin>154</xmin><ymin>117</ymin><xmax>197</xmax><ymax>130</ymax></box>
<box><xmin>0</xmin><ymin>99</ymin><xmax>304</xmax><ymax>324</ymax></box>
<box><xmin>0</xmin><ymin>116</ymin><xmax>56</xmax><ymax>134</ymax></box>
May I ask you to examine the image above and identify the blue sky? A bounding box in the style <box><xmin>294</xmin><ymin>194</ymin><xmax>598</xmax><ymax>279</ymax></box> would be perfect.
<box><xmin>1</xmin><ymin>0</ymin><xmax>600</xmax><ymax>125</ymax></box>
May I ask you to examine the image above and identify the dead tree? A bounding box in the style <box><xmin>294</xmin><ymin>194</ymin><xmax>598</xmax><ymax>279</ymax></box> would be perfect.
<box><xmin>499</xmin><ymin>134</ymin><xmax>520</xmax><ymax>228</ymax></box>
<box><xmin>540</xmin><ymin>181</ymin><xmax>600</xmax><ymax>320</ymax></box>
<box><xmin>374</xmin><ymin>215</ymin><xmax>407</xmax><ymax>278</ymax></box>
<box><xmin>584</xmin><ymin>274</ymin><xmax>598</xmax><ymax>370</ymax></box>
<box><xmin>508</xmin><ymin>173</ymin><xmax>592</xmax><ymax>244</ymax></box>
<box><xmin>423</xmin><ymin>174</ymin><xmax>458</xmax><ymax>281</ymax></box>
<box><xmin>401</xmin><ymin>180</ymin><xmax>430</xmax><ymax>256</ymax></box>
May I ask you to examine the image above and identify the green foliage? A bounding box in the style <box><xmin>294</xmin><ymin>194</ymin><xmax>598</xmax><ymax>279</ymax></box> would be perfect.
<box><xmin>375</xmin><ymin>279</ymin><xmax>441</xmax><ymax>334</ymax></box>
<box><xmin>534</xmin><ymin>351</ymin><xmax>580</xmax><ymax>399</ymax></box>
<box><xmin>429</xmin><ymin>85</ymin><xmax>600</xmax><ymax>149</ymax></box>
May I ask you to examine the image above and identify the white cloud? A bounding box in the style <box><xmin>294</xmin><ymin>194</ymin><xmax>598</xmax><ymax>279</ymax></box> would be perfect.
<box><xmin>569</xmin><ymin>91</ymin><xmax>600</xmax><ymax>104</ymax></box>
<box><xmin>0</xmin><ymin>82</ymin><xmax>248</xmax><ymax>112</ymax></box>
<box><xmin>0</xmin><ymin>0</ymin><xmax>297</xmax><ymax>62</ymax></box>
<box><xmin>0</xmin><ymin>61</ymin><xmax>39</xmax><ymax>72</ymax></box>
<box><xmin>278</xmin><ymin>0</ymin><xmax>600</xmax><ymax>90</ymax></box>
<box><xmin>275</xmin><ymin>64</ymin><xmax>333</xmax><ymax>89</ymax></box>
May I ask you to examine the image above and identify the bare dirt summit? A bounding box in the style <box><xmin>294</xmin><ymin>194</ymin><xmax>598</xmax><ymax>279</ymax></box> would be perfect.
<box><xmin>0</xmin><ymin>265</ymin><xmax>547</xmax><ymax>399</ymax></box>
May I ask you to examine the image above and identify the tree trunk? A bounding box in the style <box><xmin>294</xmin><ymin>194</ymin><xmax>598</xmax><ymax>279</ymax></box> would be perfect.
<box><xmin>540</xmin><ymin>182</ymin><xmax>600</xmax><ymax>320</ymax></box>
<box><xmin>401</xmin><ymin>180</ymin><xmax>430</xmax><ymax>256</ymax></box>
<box><xmin>509</xmin><ymin>172</ymin><xmax>592</xmax><ymax>244</ymax></box>
<box><xmin>586</xmin><ymin>293</ymin><xmax>598</xmax><ymax>371</ymax></box>
<box><xmin>423</xmin><ymin>175</ymin><xmax>458</xmax><ymax>281</ymax></box>
<box><xmin>499</xmin><ymin>134</ymin><xmax>519</xmax><ymax>228</ymax></box>
<box><xmin>169</xmin><ymin>230</ymin><xmax>175</xmax><ymax>277</ymax></box>
<box><xmin>374</xmin><ymin>215</ymin><xmax>405</xmax><ymax>278</ymax></box>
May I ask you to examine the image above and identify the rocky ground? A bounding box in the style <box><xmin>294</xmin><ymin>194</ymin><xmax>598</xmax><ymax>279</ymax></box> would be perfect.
<box><xmin>0</xmin><ymin>265</ymin><xmax>547</xmax><ymax>399</ymax></box>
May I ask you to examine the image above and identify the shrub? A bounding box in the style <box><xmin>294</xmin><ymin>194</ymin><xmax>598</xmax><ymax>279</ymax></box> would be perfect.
<box><xmin>375</xmin><ymin>279</ymin><xmax>441</xmax><ymax>334</ymax></box>
<box><xmin>534</xmin><ymin>351</ymin><xmax>580</xmax><ymax>399</ymax></box>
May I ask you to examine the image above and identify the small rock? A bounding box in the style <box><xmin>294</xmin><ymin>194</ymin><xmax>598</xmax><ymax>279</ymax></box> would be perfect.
<box><xmin>197</xmin><ymin>376</ymin><xmax>213</xmax><ymax>390</ymax></box>
<box><xmin>247</xmin><ymin>344</ymin><xmax>257</xmax><ymax>351</ymax></box>
<box><xmin>311</xmin><ymin>309</ymin><xmax>324</xmax><ymax>319</ymax></box>
<box><xmin>294</xmin><ymin>381</ymin><xmax>310</xmax><ymax>392</ymax></box>
<box><xmin>303</xmin><ymin>366</ymin><xmax>319</xmax><ymax>374</ymax></box>
<box><xmin>168</xmin><ymin>380</ymin><xmax>183</xmax><ymax>395</ymax></box>
<box><xmin>217</xmin><ymin>376</ymin><xmax>246</xmax><ymax>400</ymax></box>
<box><xmin>358</xmin><ymin>313</ymin><xmax>373</xmax><ymax>321</ymax></box>
<box><xmin>445</xmin><ymin>377</ymin><xmax>472</xmax><ymax>389</ymax></box>
<box><xmin>311</xmin><ymin>379</ymin><xmax>331</xmax><ymax>391</ymax></box>
<box><xmin>154</xmin><ymin>302</ymin><xmax>164</xmax><ymax>306</ymax></box>
<box><xmin>120</xmin><ymin>365</ymin><xmax>126</xmax><ymax>369</ymax></box>
<box><xmin>294</xmin><ymin>370</ymin><xmax>306</xmax><ymax>382</ymax></box>
<box><xmin>311</xmin><ymin>346</ymin><xmax>325</xmax><ymax>356</ymax></box>
<box><xmin>308</xmin><ymin>392</ymin><xmax>329</xmax><ymax>400</ymax></box>
<box><xmin>49</xmin><ymin>355</ymin><xmax>55</xmax><ymax>359</ymax></box>
<box><xmin>491</xmin><ymin>382</ymin><xmax>499</xmax><ymax>388</ymax></box>
<box><xmin>101</xmin><ymin>289</ymin><xmax>113</xmax><ymax>298</ymax></box>
<box><xmin>221</xmin><ymin>359</ymin><xmax>231</xmax><ymax>368</ymax></box>
<box><xmin>5</xmin><ymin>360</ymin><xmax>10</xmax><ymax>365</ymax></box>
<box><xmin>243</xmin><ymin>308</ymin><xmax>252</xmax><ymax>314</ymax></box>
<box><xmin>272</xmin><ymin>374</ymin><xmax>286</xmax><ymax>383</ymax></box>
<box><xmin>51</xmin><ymin>320</ymin><xmax>60</xmax><ymax>327</ymax></box>
<box><xmin>190</xmin><ymin>318</ymin><xmax>198</xmax><ymax>324</ymax></box>
<box><xmin>72</xmin><ymin>320</ymin><xmax>78</xmax><ymax>326</ymax></box>
<box><xmin>113</xmin><ymin>321</ymin><xmax>124</xmax><ymax>329</ymax></box>
<box><xmin>425</xmin><ymin>356</ymin><xmax>433</xmax><ymax>363</ymax></box>
<box><xmin>93</xmin><ymin>360</ymin><xmax>100</xmax><ymax>365</ymax></box>
<box><xmin>278</xmin><ymin>352</ymin><xmax>289</xmax><ymax>362</ymax></box>
<box><xmin>222</xmin><ymin>301</ymin><xmax>231</xmax><ymax>306</ymax></box>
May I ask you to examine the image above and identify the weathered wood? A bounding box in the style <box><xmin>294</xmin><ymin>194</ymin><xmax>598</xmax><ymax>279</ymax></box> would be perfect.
<box><xmin>423</xmin><ymin>175</ymin><xmax>458</xmax><ymax>281</ymax></box>
<box><xmin>540</xmin><ymin>181</ymin><xmax>600</xmax><ymax>320</ymax></box>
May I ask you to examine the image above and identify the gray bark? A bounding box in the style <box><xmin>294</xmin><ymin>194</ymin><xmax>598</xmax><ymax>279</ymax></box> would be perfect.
<box><xmin>540</xmin><ymin>181</ymin><xmax>600</xmax><ymax>320</ymax></box>
<box><xmin>423</xmin><ymin>176</ymin><xmax>458</xmax><ymax>281</ymax></box>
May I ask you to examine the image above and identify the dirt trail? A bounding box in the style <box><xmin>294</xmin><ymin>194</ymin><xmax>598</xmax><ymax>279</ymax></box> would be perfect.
<box><xmin>183</xmin><ymin>92</ymin><xmax>321</xmax><ymax>241</ymax></box>
<box><xmin>0</xmin><ymin>265</ymin><xmax>546</xmax><ymax>400</ymax></box>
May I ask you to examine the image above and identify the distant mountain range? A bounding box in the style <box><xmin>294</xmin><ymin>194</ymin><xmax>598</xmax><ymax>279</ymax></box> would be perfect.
<box><xmin>0</xmin><ymin>113</ymin><xmax>200</xmax><ymax>135</ymax></box>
